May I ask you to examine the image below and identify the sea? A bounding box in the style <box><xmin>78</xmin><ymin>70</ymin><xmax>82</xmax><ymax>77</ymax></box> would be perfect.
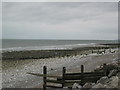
<box><xmin>2</xmin><ymin>39</ymin><xmax>118</xmax><ymax>52</ymax></box>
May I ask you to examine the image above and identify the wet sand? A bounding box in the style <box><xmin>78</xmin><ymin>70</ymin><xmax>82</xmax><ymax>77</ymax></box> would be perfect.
<box><xmin>2</xmin><ymin>47</ymin><xmax>119</xmax><ymax>88</ymax></box>
<box><xmin>2</xmin><ymin>44</ymin><xmax>118</xmax><ymax>60</ymax></box>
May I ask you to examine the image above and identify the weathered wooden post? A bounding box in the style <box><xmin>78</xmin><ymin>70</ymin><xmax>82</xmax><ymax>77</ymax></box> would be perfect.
<box><xmin>109</xmin><ymin>48</ymin><xmax>111</xmax><ymax>53</ymax></box>
<box><xmin>103</xmin><ymin>63</ymin><xmax>107</xmax><ymax>76</ymax></box>
<box><xmin>104</xmin><ymin>49</ymin><xmax>105</xmax><ymax>53</ymax></box>
<box><xmin>81</xmin><ymin>65</ymin><xmax>84</xmax><ymax>86</ymax></box>
<box><xmin>92</xmin><ymin>50</ymin><xmax>93</xmax><ymax>53</ymax></box>
<box><xmin>62</xmin><ymin>67</ymin><xmax>66</xmax><ymax>88</ymax></box>
<box><xmin>81</xmin><ymin>65</ymin><xmax>84</xmax><ymax>73</ymax></box>
<box><xmin>98</xmin><ymin>49</ymin><xmax>99</xmax><ymax>54</ymax></box>
<box><xmin>43</xmin><ymin>66</ymin><xmax>47</xmax><ymax>90</ymax></box>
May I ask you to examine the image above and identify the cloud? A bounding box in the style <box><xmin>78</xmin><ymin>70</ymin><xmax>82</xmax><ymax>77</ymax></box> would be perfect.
<box><xmin>2</xmin><ymin>2</ymin><xmax>118</xmax><ymax>40</ymax></box>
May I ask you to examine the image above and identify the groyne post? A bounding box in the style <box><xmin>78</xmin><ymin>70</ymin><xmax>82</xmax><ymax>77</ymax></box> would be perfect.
<box><xmin>62</xmin><ymin>67</ymin><xmax>66</xmax><ymax>88</ymax></box>
<box><xmin>43</xmin><ymin>66</ymin><xmax>47</xmax><ymax>90</ymax></box>
<box><xmin>103</xmin><ymin>63</ymin><xmax>107</xmax><ymax>76</ymax></box>
<box><xmin>81</xmin><ymin>65</ymin><xmax>84</xmax><ymax>86</ymax></box>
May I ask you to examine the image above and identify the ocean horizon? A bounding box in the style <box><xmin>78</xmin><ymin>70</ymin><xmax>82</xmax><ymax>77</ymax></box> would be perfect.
<box><xmin>1</xmin><ymin>39</ymin><xmax>118</xmax><ymax>52</ymax></box>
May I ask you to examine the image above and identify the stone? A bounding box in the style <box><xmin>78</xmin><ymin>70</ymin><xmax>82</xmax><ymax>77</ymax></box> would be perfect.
<box><xmin>108</xmin><ymin>69</ymin><xmax>118</xmax><ymax>78</ymax></box>
<box><xmin>116</xmin><ymin>72</ymin><xmax>120</xmax><ymax>79</ymax></box>
<box><xmin>106</xmin><ymin>76</ymin><xmax>119</xmax><ymax>88</ymax></box>
<box><xmin>103</xmin><ymin>84</ymin><xmax>111</xmax><ymax>88</ymax></box>
<box><xmin>97</xmin><ymin>76</ymin><xmax>109</xmax><ymax>84</ymax></box>
<box><xmin>91</xmin><ymin>83</ymin><xmax>105</xmax><ymax>88</ymax></box>
<box><xmin>72</xmin><ymin>83</ymin><xmax>82</xmax><ymax>89</ymax></box>
<box><xmin>83</xmin><ymin>82</ymin><xmax>95</xmax><ymax>88</ymax></box>
<box><xmin>118</xmin><ymin>79</ymin><xmax>120</xmax><ymax>88</ymax></box>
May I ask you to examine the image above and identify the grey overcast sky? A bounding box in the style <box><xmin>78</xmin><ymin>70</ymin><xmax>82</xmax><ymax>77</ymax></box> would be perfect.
<box><xmin>2</xmin><ymin>2</ymin><xmax>118</xmax><ymax>40</ymax></box>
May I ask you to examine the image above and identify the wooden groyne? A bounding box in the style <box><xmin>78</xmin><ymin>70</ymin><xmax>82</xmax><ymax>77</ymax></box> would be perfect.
<box><xmin>28</xmin><ymin>64</ymin><xmax>108</xmax><ymax>90</ymax></box>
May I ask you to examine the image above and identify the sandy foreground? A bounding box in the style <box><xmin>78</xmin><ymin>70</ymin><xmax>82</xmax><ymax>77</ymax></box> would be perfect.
<box><xmin>2</xmin><ymin>48</ymin><xmax>119</xmax><ymax>88</ymax></box>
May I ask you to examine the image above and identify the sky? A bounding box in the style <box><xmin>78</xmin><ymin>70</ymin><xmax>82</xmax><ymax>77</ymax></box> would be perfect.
<box><xmin>2</xmin><ymin>2</ymin><xmax>118</xmax><ymax>40</ymax></box>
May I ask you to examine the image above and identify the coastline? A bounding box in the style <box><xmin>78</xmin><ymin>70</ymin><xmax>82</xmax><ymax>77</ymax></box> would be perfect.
<box><xmin>2</xmin><ymin>43</ymin><xmax>119</xmax><ymax>88</ymax></box>
<box><xmin>2</xmin><ymin>43</ymin><xmax>119</xmax><ymax>60</ymax></box>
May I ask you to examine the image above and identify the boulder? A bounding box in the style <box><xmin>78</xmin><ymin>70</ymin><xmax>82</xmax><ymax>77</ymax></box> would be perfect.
<box><xmin>72</xmin><ymin>83</ymin><xmax>82</xmax><ymax>89</ymax></box>
<box><xmin>116</xmin><ymin>72</ymin><xmax>120</xmax><ymax>79</ymax></box>
<box><xmin>83</xmin><ymin>82</ymin><xmax>95</xmax><ymax>88</ymax></box>
<box><xmin>103</xmin><ymin>84</ymin><xmax>111</xmax><ymax>88</ymax></box>
<box><xmin>91</xmin><ymin>83</ymin><xmax>105</xmax><ymax>88</ymax></box>
<box><xmin>97</xmin><ymin>76</ymin><xmax>109</xmax><ymax>84</ymax></box>
<box><xmin>106</xmin><ymin>76</ymin><xmax>119</xmax><ymax>88</ymax></box>
<box><xmin>108</xmin><ymin>69</ymin><xmax>118</xmax><ymax>78</ymax></box>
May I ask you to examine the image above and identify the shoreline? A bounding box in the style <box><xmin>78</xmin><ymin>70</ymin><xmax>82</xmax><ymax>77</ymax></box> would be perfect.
<box><xmin>3</xmin><ymin>52</ymin><xmax>119</xmax><ymax>88</ymax></box>
<box><xmin>2</xmin><ymin>43</ymin><xmax>119</xmax><ymax>88</ymax></box>
<box><xmin>2</xmin><ymin>43</ymin><xmax>119</xmax><ymax>60</ymax></box>
<box><xmin>2</xmin><ymin>47</ymin><xmax>119</xmax><ymax>88</ymax></box>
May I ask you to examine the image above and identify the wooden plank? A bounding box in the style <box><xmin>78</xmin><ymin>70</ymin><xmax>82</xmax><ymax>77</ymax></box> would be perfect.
<box><xmin>65</xmin><ymin>72</ymin><xmax>104</xmax><ymax>75</ymax></box>
<box><xmin>57</xmin><ymin>74</ymin><xmax>103</xmax><ymax>80</ymax></box>
<box><xmin>64</xmin><ymin>76</ymin><xmax>82</xmax><ymax>80</ymax></box>
<box><xmin>65</xmin><ymin>73</ymin><xmax>105</xmax><ymax>77</ymax></box>
<box><xmin>64</xmin><ymin>81</ymin><xmax>82</xmax><ymax>87</ymax></box>
<box><xmin>65</xmin><ymin>80</ymin><xmax>81</xmax><ymax>83</ymax></box>
<box><xmin>83</xmin><ymin>76</ymin><xmax>101</xmax><ymax>82</ymax></box>
<box><xmin>57</xmin><ymin>76</ymin><xmax>81</xmax><ymax>81</ymax></box>
<box><xmin>45</xmin><ymin>85</ymin><xmax>62</xmax><ymax>88</ymax></box>
<box><xmin>45</xmin><ymin>79</ymin><xmax>63</xmax><ymax>84</ymax></box>
<box><xmin>27</xmin><ymin>72</ymin><xmax>61</xmax><ymax>78</ymax></box>
<box><xmin>64</xmin><ymin>77</ymin><xmax>101</xmax><ymax>87</ymax></box>
<box><xmin>64</xmin><ymin>83</ymin><xmax>74</xmax><ymax>87</ymax></box>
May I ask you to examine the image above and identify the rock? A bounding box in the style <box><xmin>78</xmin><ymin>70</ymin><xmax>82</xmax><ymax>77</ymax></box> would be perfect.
<box><xmin>97</xmin><ymin>76</ymin><xmax>109</xmax><ymax>84</ymax></box>
<box><xmin>91</xmin><ymin>83</ymin><xmax>105</xmax><ymax>88</ymax></box>
<box><xmin>83</xmin><ymin>82</ymin><xmax>95</xmax><ymax>88</ymax></box>
<box><xmin>51</xmin><ymin>68</ymin><xmax>53</xmax><ymax>70</ymax></box>
<box><xmin>116</xmin><ymin>72</ymin><xmax>120</xmax><ymax>79</ymax></box>
<box><xmin>108</xmin><ymin>69</ymin><xmax>118</xmax><ymax>78</ymax></box>
<box><xmin>119</xmin><ymin>79</ymin><xmax>120</xmax><ymax>88</ymax></box>
<box><xmin>72</xmin><ymin>83</ymin><xmax>82</xmax><ymax>89</ymax></box>
<box><xmin>105</xmin><ymin>64</ymin><xmax>118</xmax><ymax>74</ymax></box>
<box><xmin>118</xmin><ymin>66</ymin><xmax>120</xmax><ymax>72</ymax></box>
<box><xmin>94</xmin><ymin>65</ymin><xmax>103</xmax><ymax>72</ymax></box>
<box><xmin>106</xmin><ymin>76</ymin><xmax>119</xmax><ymax>88</ymax></box>
<box><xmin>103</xmin><ymin>84</ymin><xmax>111</xmax><ymax>88</ymax></box>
